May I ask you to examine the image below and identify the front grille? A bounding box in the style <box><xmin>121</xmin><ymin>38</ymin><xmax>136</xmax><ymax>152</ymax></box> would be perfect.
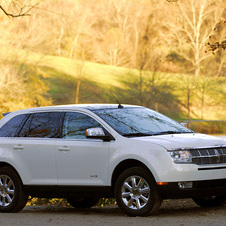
<box><xmin>190</xmin><ymin>147</ymin><xmax>226</xmax><ymax>165</ymax></box>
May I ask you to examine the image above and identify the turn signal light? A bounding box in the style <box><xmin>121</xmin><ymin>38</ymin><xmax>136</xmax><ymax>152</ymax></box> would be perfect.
<box><xmin>157</xmin><ymin>182</ymin><xmax>168</xmax><ymax>185</ymax></box>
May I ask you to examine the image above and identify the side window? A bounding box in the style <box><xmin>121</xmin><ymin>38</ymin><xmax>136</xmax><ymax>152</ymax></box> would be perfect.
<box><xmin>19</xmin><ymin>112</ymin><xmax>64</xmax><ymax>138</ymax></box>
<box><xmin>62</xmin><ymin>112</ymin><xmax>101</xmax><ymax>139</ymax></box>
<box><xmin>18</xmin><ymin>114</ymin><xmax>32</xmax><ymax>137</ymax></box>
<box><xmin>0</xmin><ymin>114</ymin><xmax>27</xmax><ymax>137</ymax></box>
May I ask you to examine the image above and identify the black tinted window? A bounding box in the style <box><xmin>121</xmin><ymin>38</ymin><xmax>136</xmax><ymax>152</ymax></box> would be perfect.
<box><xmin>0</xmin><ymin>114</ymin><xmax>26</xmax><ymax>137</ymax></box>
<box><xmin>63</xmin><ymin>112</ymin><xmax>101</xmax><ymax>139</ymax></box>
<box><xmin>22</xmin><ymin>112</ymin><xmax>64</xmax><ymax>138</ymax></box>
<box><xmin>18</xmin><ymin>114</ymin><xmax>32</xmax><ymax>137</ymax></box>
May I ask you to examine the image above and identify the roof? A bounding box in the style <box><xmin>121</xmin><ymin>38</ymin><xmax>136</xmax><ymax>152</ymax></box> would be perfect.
<box><xmin>82</xmin><ymin>104</ymin><xmax>141</xmax><ymax>111</ymax></box>
<box><xmin>2</xmin><ymin>104</ymin><xmax>142</xmax><ymax>117</ymax></box>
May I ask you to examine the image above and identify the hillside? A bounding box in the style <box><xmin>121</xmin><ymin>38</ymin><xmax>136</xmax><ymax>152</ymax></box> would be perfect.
<box><xmin>1</xmin><ymin>47</ymin><xmax>224</xmax><ymax>120</ymax></box>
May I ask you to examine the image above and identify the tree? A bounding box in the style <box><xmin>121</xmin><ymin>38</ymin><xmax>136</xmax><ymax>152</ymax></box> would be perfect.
<box><xmin>0</xmin><ymin>58</ymin><xmax>52</xmax><ymax>114</ymax></box>
<box><xmin>164</xmin><ymin>0</ymin><xmax>225</xmax><ymax>120</ymax></box>
<box><xmin>196</xmin><ymin>77</ymin><xmax>212</xmax><ymax>119</ymax></box>
<box><xmin>90</xmin><ymin>0</ymin><xmax>134</xmax><ymax>66</ymax></box>
<box><xmin>165</xmin><ymin>0</ymin><xmax>225</xmax><ymax>77</ymax></box>
<box><xmin>0</xmin><ymin>0</ymin><xmax>41</xmax><ymax>18</ymax></box>
<box><xmin>165</xmin><ymin>0</ymin><xmax>226</xmax><ymax>53</ymax></box>
<box><xmin>132</xmin><ymin>4</ymin><xmax>164</xmax><ymax>104</ymax></box>
<box><xmin>74</xmin><ymin>61</ymin><xmax>86</xmax><ymax>104</ymax></box>
<box><xmin>0</xmin><ymin>64</ymin><xmax>24</xmax><ymax>112</ymax></box>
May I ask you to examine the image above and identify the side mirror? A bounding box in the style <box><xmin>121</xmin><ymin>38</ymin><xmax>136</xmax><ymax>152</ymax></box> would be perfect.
<box><xmin>86</xmin><ymin>127</ymin><xmax>112</xmax><ymax>141</ymax></box>
<box><xmin>180</xmin><ymin>122</ymin><xmax>188</xmax><ymax>128</ymax></box>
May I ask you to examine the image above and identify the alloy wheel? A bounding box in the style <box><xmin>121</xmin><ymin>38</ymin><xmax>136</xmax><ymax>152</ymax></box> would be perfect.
<box><xmin>0</xmin><ymin>175</ymin><xmax>15</xmax><ymax>207</ymax></box>
<box><xmin>121</xmin><ymin>175</ymin><xmax>150</xmax><ymax>210</ymax></box>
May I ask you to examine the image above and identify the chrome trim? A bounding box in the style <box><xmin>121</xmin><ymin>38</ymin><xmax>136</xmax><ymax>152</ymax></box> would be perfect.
<box><xmin>169</xmin><ymin>146</ymin><xmax>226</xmax><ymax>165</ymax></box>
<box><xmin>198</xmin><ymin>166</ymin><xmax>226</xmax><ymax>171</ymax></box>
<box><xmin>12</xmin><ymin>137</ymin><xmax>105</xmax><ymax>142</ymax></box>
<box><xmin>168</xmin><ymin>145</ymin><xmax>226</xmax><ymax>152</ymax></box>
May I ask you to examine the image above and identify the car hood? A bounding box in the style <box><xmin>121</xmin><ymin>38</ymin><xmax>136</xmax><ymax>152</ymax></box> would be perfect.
<box><xmin>132</xmin><ymin>133</ymin><xmax>226</xmax><ymax>150</ymax></box>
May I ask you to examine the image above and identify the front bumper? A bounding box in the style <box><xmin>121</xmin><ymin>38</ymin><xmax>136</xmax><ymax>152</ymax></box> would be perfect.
<box><xmin>158</xmin><ymin>178</ymin><xmax>226</xmax><ymax>199</ymax></box>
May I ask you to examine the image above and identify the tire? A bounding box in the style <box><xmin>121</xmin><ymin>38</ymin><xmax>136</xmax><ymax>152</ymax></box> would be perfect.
<box><xmin>193</xmin><ymin>196</ymin><xmax>226</xmax><ymax>207</ymax></box>
<box><xmin>67</xmin><ymin>197</ymin><xmax>99</xmax><ymax>208</ymax></box>
<box><xmin>115</xmin><ymin>167</ymin><xmax>162</xmax><ymax>216</ymax></box>
<box><xmin>0</xmin><ymin>166</ymin><xmax>28</xmax><ymax>213</ymax></box>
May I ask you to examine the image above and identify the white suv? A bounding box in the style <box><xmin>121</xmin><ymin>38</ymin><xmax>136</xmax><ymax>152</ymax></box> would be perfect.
<box><xmin>0</xmin><ymin>104</ymin><xmax>225</xmax><ymax>216</ymax></box>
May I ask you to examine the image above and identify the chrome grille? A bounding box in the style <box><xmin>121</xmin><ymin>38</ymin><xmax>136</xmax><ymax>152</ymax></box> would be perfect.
<box><xmin>190</xmin><ymin>147</ymin><xmax>226</xmax><ymax>165</ymax></box>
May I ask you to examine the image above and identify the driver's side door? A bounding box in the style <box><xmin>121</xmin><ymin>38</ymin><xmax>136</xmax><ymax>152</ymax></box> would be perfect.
<box><xmin>56</xmin><ymin>112</ymin><xmax>110</xmax><ymax>186</ymax></box>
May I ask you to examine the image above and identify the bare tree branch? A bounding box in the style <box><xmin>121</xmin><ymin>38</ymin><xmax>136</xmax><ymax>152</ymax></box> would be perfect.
<box><xmin>0</xmin><ymin>1</ymin><xmax>42</xmax><ymax>18</ymax></box>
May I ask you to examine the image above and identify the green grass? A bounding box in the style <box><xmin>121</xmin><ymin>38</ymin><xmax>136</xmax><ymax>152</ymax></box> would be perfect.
<box><xmin>0</xmin><ymin>46</ymin><xmax>225</xmax><ymax>120</ymax></box>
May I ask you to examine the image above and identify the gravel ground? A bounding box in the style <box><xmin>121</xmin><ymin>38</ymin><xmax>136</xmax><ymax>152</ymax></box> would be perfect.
<box><xmin>1</xmin><ymin>199</ymin><xmax>226</xmax><ymax>226</ymax></box>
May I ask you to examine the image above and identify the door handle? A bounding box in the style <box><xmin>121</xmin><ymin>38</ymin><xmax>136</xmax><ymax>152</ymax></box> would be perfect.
<box><xmin>13</xmin><ymin>144</ymin><xmax>24</xmax><ymax>150</ymax></box>
<box><xmin>58</xmin><ymin>146</ymin><xmax>70</xmax><ymax>152</ymax></box>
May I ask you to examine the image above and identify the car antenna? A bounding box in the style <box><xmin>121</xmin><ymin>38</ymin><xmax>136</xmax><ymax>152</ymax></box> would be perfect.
<box><xmin>109</xmin><ymin>90</ymin><xmax>123</xmax><ymax>108</ymax></box>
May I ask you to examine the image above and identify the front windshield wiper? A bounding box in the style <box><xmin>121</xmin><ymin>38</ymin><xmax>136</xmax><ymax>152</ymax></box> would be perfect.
<box><xmin>152</xmin><ymin>131</ymin><xmax>193</xmax><ymax>135</ymax></box>
<box><xmin>122</xmin><ymin>131</ymin><xmax>194</xmax><ymax>137</ymax></box>
<box><xmin>122</xmin><ymin>133</ymin><xmax>153</xmax><ymax>137</ymax></box>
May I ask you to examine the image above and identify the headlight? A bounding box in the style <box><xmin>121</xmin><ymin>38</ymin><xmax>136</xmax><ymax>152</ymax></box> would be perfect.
<box><xmin>170</xmin><ymin>150</ymin><xmax>192</xmax><ymax>163</ymax></box>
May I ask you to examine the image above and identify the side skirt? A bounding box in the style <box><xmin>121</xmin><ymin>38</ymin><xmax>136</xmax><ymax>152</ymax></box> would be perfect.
<box><xmin>24</xmin><ymin>185</ymin><xmax>113</xmax><ymax>199</ymax></box>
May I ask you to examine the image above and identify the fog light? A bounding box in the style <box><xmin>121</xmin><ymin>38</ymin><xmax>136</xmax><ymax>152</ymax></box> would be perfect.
<box><xmin>178</xmin><ymin>182</ymin><xmax>193</xmax><ymax>189</ymax></box>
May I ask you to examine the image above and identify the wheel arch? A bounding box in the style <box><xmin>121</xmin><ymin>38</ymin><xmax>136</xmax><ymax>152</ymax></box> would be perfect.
<box><xmin>0</xmin><ymin>162</ymin><xmax>23</xmax><ymax>184</ymax></box>
<box><xmin>111</xmin><ymin>159</ymin><xmax>156</xmax><ymax>193</ymax></box>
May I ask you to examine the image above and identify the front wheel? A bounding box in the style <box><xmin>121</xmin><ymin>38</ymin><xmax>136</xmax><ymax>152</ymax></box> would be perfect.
<box><xmin>115</xmin><ymin>167</ymin><xmax>162</xmax><ymax>216</ymax></box>
<box><xmin>67</xmin><ymin>197</ymin><xmax>99</xmax><ymax>208</ymax></box>
<box><xmin>192</xmin><ymin>196</ymin><xmax>226</xmax><ymax>207</ymax></box>
<box><xmin>0</xmin><ymin>167</ymin><xmax>28</xmax><ymax>212</ymax></box>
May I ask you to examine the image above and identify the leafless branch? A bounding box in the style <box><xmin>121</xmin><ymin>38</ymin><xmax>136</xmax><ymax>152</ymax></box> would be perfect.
<box><xmin>0</xmin><ymin>1</ymin><xmax>41</xmax><ymax>18</ymax></box>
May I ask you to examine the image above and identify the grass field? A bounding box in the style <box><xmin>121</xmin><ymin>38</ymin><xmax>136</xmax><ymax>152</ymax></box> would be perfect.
<box><xmin>1</xmin><ymin>46</ymin><xmax>225</xmax><ymax>121</ymax></box>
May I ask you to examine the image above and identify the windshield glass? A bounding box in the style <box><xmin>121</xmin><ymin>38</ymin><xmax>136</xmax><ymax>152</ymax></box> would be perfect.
<box><xmin>93</xmin><ymin>107</ymin><xmax>192</xmax><ymax>137</ymax></box>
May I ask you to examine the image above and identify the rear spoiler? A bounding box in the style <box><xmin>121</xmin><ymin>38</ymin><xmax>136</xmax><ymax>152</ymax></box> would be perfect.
<box><xmin>2</xmin><ymin>112</ymin><xmax>11</xmax><ymax>117</ymax></box>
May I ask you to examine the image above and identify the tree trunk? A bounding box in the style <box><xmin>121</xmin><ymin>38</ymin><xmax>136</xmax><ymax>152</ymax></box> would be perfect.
<box><xmin>139</xmin><ymin>69</ymin><xmax>143</xmax><ymax>105</ymax></box>
<box><xmin>58</xmin><ymin>27</ymin><xmax>64</xmax><ymax>56</ymax></box>
<box><xmin>187</xmin><ymin>87</ymin><xmax>191</xmax><ymax>125</ymax></box>
<box><xmin>75</xmin><ymin>80</ymin><xmax>81</xmax><ymax>104</ymax></box>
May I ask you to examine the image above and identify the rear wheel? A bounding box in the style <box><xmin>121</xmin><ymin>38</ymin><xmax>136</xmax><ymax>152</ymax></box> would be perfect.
<box><xmin>193</xmin><ymin>196</ymin><xmax>226</xmax><ymax>207</ymax></box>
<box><xmin>115</xmin><ymin>167</ymin><xmax>162</xmax><ymax>216</ymax></box>
<box><xmin>0</xmin><ymin>167</ymin><xmax>27</xmax><ymax>212</ymax></box>
<box><xmin>67</xmin><ymin>197</ymin><xmax>99</xmax><ymax>208</ymax></box>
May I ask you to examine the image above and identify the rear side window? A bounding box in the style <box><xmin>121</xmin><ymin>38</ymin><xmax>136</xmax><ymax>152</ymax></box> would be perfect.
<box><xmin>0</xmin><ymin>114</ymin><xmax>27</xmax><ymax>137</ymax></box>
<box><xmin>18</xmin><ymin>112</ymin><xmax>64</xmax><ymax>138</ymax></box>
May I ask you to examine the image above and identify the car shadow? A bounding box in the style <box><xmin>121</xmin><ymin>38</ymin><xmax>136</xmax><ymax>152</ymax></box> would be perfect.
<box><xmin>21</xmin><ymin>199</ymin><xmax>226</xmax><ymax>217</ymax></box>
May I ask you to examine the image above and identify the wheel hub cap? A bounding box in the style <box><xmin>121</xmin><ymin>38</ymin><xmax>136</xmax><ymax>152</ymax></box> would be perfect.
<box><xmin>131</xmin><ymin>188</ymin><xmax>140</xmax><ymax>199</ymax></box>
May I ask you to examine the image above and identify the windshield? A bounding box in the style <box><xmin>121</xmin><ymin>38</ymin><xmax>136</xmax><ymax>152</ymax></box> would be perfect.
<box><xmin>93</xmin><ymin>107</ymin><xmax>192</xmax><ymax>137</ymax></box>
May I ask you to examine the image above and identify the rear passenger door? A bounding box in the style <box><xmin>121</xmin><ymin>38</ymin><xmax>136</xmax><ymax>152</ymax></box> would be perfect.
<box><xmin>56</xmin><ymin>112</ymin><xmax>110</xmax><ymax>186</ymax></box>
<box><xmin>12</xmin><ymin>112</ymin><xmax>64</xmax><ymax>185</ymax></box>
